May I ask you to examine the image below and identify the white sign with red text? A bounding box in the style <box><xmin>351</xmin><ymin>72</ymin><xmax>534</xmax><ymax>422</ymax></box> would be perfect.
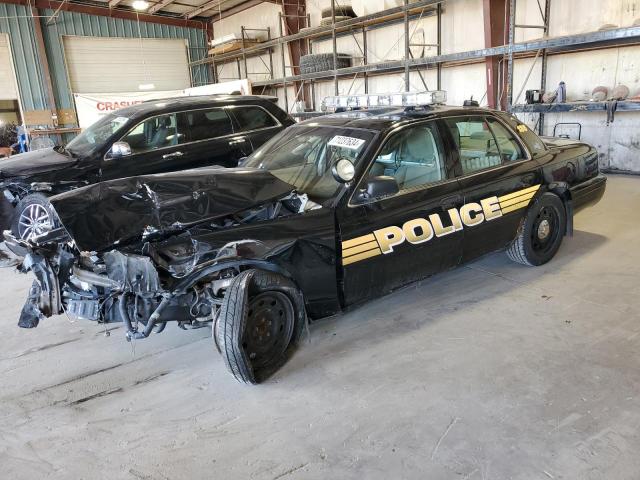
<box><xmin>73</xmin><ymin>91</ymin><xmax>184</xmax><ymax>128</ymax></box>
<box><xmin>73</xmin><ymin>80</ymin><xmax>254</xmax><ymax>129</ymax></box>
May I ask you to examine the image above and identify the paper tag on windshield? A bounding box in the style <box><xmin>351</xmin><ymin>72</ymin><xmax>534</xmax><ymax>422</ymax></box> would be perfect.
<box><xmin>328</xmin><ymin>135</ymin><xmax>366</xmax><ymax>150</ymax></box>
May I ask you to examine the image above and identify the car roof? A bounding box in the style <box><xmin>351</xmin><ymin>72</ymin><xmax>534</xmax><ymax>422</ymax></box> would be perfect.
<box><xmin>297</xmin><ymin>105</ymin><xmax>505</xmax><ymax>132</ymax></box>
<box><xmin>113</xmin><ymin>95</ymin><xmax>279</xmax><ymax>119</ymax></box>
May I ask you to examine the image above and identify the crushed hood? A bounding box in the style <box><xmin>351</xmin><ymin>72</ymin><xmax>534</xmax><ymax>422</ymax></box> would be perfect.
<box><xmin>0</xmin><ymin>148</ymin><xmax>77</xmax><ymax>179</ymax></box>
<box><xmin>49</xmin><ymin>167</ymin><xmax>295</xmax><ymax>252</ymax></box>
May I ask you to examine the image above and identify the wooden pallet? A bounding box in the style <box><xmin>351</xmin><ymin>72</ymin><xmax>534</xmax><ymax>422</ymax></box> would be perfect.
<box><xmin>209</xmin><ymin>39</ymin><xmax>264</xmax><ymax>57</ymax></box>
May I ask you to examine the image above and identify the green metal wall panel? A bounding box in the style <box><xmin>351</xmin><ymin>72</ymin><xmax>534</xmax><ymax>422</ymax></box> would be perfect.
<box><xmin>0</xmin><ymin>4</ymin><xmax>210</xmax><ymax>123</ymax></box>
<box><xmin>0</xmin><ymin>3</ymin><xmax>49</xmax><ymax>111</ymax></box>
<box><xmin>41</xmin><ymin>8</ymin><xmax>210</xmax><ymax>111</ymax></box>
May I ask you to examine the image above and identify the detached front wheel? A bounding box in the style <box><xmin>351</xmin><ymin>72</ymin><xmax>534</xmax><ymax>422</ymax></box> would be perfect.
<box><xmin>12</xmin><ymin>193</ymin><xmax>58</xmax><ymax>242</ymax></box>
<box><xmin>215</xmin><ymin>269</ymin><xmax>306</xmax><ymax>384</ymax></box>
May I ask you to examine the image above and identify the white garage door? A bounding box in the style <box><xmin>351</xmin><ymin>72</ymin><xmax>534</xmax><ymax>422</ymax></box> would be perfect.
<box><xmin>63</xmin><ymin>36</ymin><xmax>191</xmax><ymax>94</ymax></box>
<box><xmin>0</xmin><ymin>34</ymin><xmax>18</xmax><ymax>100</ymax></box>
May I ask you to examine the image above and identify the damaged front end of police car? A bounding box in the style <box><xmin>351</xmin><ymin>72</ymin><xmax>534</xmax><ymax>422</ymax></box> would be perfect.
<box><xmin>6</xmin><ymin>123</ymin><xmax>370</xmax><ymax>383</ymax></box>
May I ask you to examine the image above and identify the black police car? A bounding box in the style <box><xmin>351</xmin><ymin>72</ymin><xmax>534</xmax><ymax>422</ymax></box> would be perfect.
<box><xmin>0</xmin><ymin>95</ymin><xmax>294</xmax><ymax>241</ymax></box>
<box><xmin>6</xmin><ymin>92</ymin><xmax>606</xmax><ymax>384</ymax></box>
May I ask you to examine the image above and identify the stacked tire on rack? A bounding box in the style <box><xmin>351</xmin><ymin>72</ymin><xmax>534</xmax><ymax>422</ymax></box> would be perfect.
<box><xmin>319</xmin><ymin>5</ymin><xmax>357</xmax><ymax>25</ymax></box>
<box><xmin>299</xmin><ymin>5</ymin><xmax>356</xmax><ymax>74</ymax></box>
<box><xmin>300</xmin><ymin>53</ymin><xmax>353</xmax><ymax>74</ymax></box>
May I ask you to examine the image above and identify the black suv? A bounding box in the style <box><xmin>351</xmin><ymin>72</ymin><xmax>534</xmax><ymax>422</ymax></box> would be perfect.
<box><xmin>0</xmin><ymin>95</ymin><xmax>294</xmax><ymax>240</ymax></box>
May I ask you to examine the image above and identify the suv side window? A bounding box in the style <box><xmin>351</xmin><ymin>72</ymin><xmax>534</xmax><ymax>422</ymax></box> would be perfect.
<box><xmin>177</xmin><ymin>108</ymin><xmax>234</xmax><ymax>143</ymax></box>
<box><xmin>121</xmin><ymin>114</ymin><xmax>179</xmax><ymax>153</ymax></box>
<box><xmin>231</xmin><ymin>106</ymin><xmax>279</xmax><ymax>132</ymax></box>
<box><xmin>367</xmin><ymin>122</ymin><xmax>446</xmax><ymax>192</ymax></box>
<box><xmin>444</xmin><ymin>116</ymin><xmax>526</xmax><ymax>175</ymax></box>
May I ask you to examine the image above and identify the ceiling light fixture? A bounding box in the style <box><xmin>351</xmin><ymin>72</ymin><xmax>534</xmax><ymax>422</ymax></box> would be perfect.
<box><xmin>132</xmin><ymin>0</ymin><xmax>150</xmax><ymax>11</ymax></box>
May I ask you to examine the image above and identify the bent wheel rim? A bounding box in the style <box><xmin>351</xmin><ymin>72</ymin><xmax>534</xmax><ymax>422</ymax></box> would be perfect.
<box><xmin>530</xmin><ymin>205</ymin><xmax>560</xmax><ymax>255</ymax></box>
<box><xmin>18</xmin><ymin>203</ymin><xmax>52</xmax><ymax>241</ymax></box>
<box><xmin>242</xmin><ymin>291</ymin><xmax>295</xmax><ymax>369</ymax></box>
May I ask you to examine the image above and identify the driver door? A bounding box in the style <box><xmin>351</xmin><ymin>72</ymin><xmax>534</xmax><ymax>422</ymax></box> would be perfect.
<box><xmin>337</xmin><ymin>121</ymin><xmax>463</xmax><ymax>306</ymax></box>
<box><xmin>101</xmin><ymin>113</ymin><xmax>187</xmax><ymax>180</ymax></box>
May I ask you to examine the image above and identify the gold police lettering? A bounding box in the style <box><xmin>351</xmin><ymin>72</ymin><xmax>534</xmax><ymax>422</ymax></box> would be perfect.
<box><xmin>341</xmin><ymin>185</ymin><xmax>541</xmax><ymax>266</ymax></box>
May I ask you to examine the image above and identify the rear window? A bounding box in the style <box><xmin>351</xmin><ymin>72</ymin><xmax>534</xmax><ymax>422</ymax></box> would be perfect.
<box><xmin>232</xmin><ymin>106</ymin><xmax>279</xmax><ymax>131</ymax></box>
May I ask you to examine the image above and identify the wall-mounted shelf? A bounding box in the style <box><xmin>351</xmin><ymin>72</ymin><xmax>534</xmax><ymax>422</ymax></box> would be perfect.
<box><xmin>190</xmin><ymin>0</ymin><xmax>443</xmax><ymax>67</ymax></box>
<box><xmin>511</xmin><ymin>100</ymin><xmax>640</xmax><ymax>113</ymax></box>
<box><xmin>249</xmin><ymin>25</ymin><xmax>640</xmax><ymax>88</ymax></box>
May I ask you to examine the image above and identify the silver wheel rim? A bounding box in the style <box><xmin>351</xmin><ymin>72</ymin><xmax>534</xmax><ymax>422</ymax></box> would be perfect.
<box><xmin>537</xmin><ymin>219</ymin><xmax>551</xmax><ymax>240</ymax></box>
<box><xmin>18</xmin><ymin>203</ymin><xmax>52</xmax><ymax>241</ymax></box>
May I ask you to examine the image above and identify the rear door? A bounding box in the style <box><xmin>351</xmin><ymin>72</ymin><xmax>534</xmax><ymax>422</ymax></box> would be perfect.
<box><xmin>442</xmin><ymin>114</ymin><xmax>543</xmax><ymax>262</ymax></box>
<box><xmin>176</xmin><ymin>107</ymin><xmax>250</xmax><ymax>168</ymax></box>
<box><xmin>228</xmin><ymin>105</ymin><xmax>285</xmax><ymax>150</ymax></box>
<box><xmin>337</xmin><ymin>120</ymin><xmax>463</xmax><ymax>306</ymax></box>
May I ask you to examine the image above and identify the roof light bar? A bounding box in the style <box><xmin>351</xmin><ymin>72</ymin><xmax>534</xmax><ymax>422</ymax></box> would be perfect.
<box><xmin>321</xmin><ymin>90</ymin><xmax>447</xmax><ymax>112</ymax></box>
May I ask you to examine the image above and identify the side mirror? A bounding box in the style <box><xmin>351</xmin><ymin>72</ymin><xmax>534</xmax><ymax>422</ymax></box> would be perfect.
<box><xmin>237</xmin><ymin>156</ymin><xmax>248</xmax><ymax>167</ymax></box>
<box><xmin>356</xmin><ymin>176</ymin><xmax>399</xmax><ymax>202</ymax></box>
<box><xmin>107</xmin><ymin>141</ymin><xmax>132</xmax><ymax>160</ymax></box>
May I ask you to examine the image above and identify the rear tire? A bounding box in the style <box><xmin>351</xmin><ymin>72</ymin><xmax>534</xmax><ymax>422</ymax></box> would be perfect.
<box><xmin>507</xmin><ymin>193</ymin><xmax>567</xmax><ymax>266</ymax></box>
<box><xmin>215</xmin><ymin>269</ymin><xmax>306</xmax><ymax>384</ymax></box>
<box><xmin>11</xmin><ymin>193</ymin><xmax>58</xmax><ymax>242</ymax></box>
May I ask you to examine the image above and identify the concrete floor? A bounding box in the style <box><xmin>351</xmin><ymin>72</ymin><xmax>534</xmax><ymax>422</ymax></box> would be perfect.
<box><xmin>0</xmin><ymin>175</ymin><xmax>638</xmax><ymax>480</ymax></box>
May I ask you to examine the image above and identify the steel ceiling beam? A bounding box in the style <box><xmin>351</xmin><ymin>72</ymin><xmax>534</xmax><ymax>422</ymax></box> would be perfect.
<box><xmin>185</xmin><ymin>0</ymin><xmax>223</xmax><ymax>19</ymax></box>
<box><xmin>148</xmin><ymin>0</ymin><xmax>177</xmax><ymax>15</ymax></box>
<box><xmin>108</xmin><ymin>0</ymin><xmax>124</xmax><ymax>8</ymax></box>
<box><xmin>0</xmin><ymin>0</ymin><xmax>210</xmax><ymax>29</ymax></box>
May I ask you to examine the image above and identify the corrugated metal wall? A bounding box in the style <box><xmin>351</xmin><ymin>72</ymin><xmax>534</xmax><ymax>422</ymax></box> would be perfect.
<box><xmin>41</xmin><ymin>8</ymin><xmax>210</xmax><ymax>111</ymax></box>
<box><xmin>0</xmin><ymin>3</ymin><xmax>209</xmax><ymax>124</ymax></box>
<box><xmin>0</xmin><ymin>3</ymin><xmax>49</xmax><ymax>111</ymax></box>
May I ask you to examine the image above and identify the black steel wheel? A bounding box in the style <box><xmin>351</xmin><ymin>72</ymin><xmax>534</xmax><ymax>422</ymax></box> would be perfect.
<box><xmin>507</xmin><ymin>192</ymin><xmax>567</xmax><ymax>266</ymax></box>
<box><xmin>243</xmin><ymin>292</ymin><xmax>295</xmax><ymax>369</ymax></box>
<box><xmin>215</xmin><ymin>269</ymin><xmax>306</xmax><ymax>384</ymax></box>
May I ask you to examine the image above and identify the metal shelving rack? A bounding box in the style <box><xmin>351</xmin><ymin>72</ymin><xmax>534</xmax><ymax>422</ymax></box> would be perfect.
<box><xmin>506</xmin><ymin>0</ymin><xmax>640</xmax><ymax>135</ymax></box>
<box><xmin>191</xmin><ymin>0</ymin><xmax>640</xmax><ymax>119</ymax></box>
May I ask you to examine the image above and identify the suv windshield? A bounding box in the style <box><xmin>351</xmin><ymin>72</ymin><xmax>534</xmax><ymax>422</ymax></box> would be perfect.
<box><xmin>244</xmin><ymin>125</ymin><xmax>376</xmax><ymax>203</ymax></box>
<box><xmin>66</xmin><ymin>114</ymin><xmax>132</xmax><ymax>157</ymax></box>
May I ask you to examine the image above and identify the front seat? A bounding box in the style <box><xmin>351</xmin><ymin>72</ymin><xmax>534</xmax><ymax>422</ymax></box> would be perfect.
<box><xmin>397</xmin><ymin>128</ymin><xmax>442</xmax><ymax>188</ymax></box>
<box><xmin>149</xmin><ymin>117</ymin><xmax>171</xmax><ymax>149</ymax></box>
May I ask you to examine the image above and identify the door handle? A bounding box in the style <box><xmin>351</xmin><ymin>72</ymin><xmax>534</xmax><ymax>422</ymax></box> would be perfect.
<box><xmin>228</xmin><ymin>137</ymin><xmax>246</xmax><ymax>145</ymax></box>
<box><xmin>162</xmin><ymin>151</ymin><xmax>184</xmax><ymax>159</ymax></box>
<box><xmin>440</xmin><ymin>194</ymin><xmax>463</xmax><ymax>210</ymax></box>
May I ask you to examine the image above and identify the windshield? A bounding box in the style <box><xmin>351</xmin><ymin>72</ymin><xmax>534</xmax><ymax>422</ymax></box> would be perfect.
<box><xmin>244</xmin><ymin>125</ymin><xmax>377</xmax><ymax>203</ymax></box>
<box><xmin>66</xmin><ymin>114</ymin><xmax>131</xmax><ymax>157</ymax></box>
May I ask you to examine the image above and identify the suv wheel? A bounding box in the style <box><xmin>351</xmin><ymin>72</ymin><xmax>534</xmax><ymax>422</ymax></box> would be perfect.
<box><xmin>12</xmin><ymin>193</ymin><xmax>58</xmax><ymax>242</ymax></box>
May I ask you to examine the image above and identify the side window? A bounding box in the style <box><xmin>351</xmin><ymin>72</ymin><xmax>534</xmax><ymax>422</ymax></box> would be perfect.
<box><xmin>367</xmin><ymin>123</ymin><xmax>446</xmax><ymax>191</ymax></box>
<box><xmin>121</xmin><ymin>114</ymin><xmax>178</xmax><ymax>154</ymax></box>
<box><xmin>232</xmin><ymin>106</ymin><xmax>279</xmax><ymax>132</ymax></box>
<box><xmin>444</xmin><ymin>117</ymin><xmax>502</xmax><ymax>175</ymax></box>
<box><xmin>177</xmin><ymin>108</ymin><xmax>233</xmax><ymax>143</ymax></box>
<box><xmin>486</xmin><ymin>117</ymin><xmax>526</xmax><ymax>162</ymax></box>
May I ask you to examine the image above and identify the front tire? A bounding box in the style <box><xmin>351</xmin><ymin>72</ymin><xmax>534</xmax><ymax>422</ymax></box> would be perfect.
<box><xmin>507</xmin><ymin>192</ymin><xmax>567</xmax><ymax>266</ymax></box>
<box><xmin>215</xmin><ymin>269</ymin><xmax>306</xmax><ymax>384</ymax></box>
<box><xmin>11</xmin><ymin>193</ymin><xmax>58</xmax><ymax>242</ymax></box>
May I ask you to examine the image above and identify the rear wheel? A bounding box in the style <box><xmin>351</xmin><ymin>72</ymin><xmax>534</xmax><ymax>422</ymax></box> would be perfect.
<box><xmin>11</xmin><ymin>193</ymin><xmax>58</xmax><ymax>242</ymax></box>
<box><xmin>507</xmin><ymin>193</ymin><xmax>567</xmax><ymax>266</ymax></box>
<box><xmin>215</xmin><ymin>269</ymin><xmax>306</xmax><ymax>384</ymax></box>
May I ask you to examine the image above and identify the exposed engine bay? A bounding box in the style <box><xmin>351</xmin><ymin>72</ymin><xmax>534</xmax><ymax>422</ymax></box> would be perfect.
<box><xmin>7</xmin><ymin>190</ymin><xmax>319</xmax><ymax>342</ymax></box>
